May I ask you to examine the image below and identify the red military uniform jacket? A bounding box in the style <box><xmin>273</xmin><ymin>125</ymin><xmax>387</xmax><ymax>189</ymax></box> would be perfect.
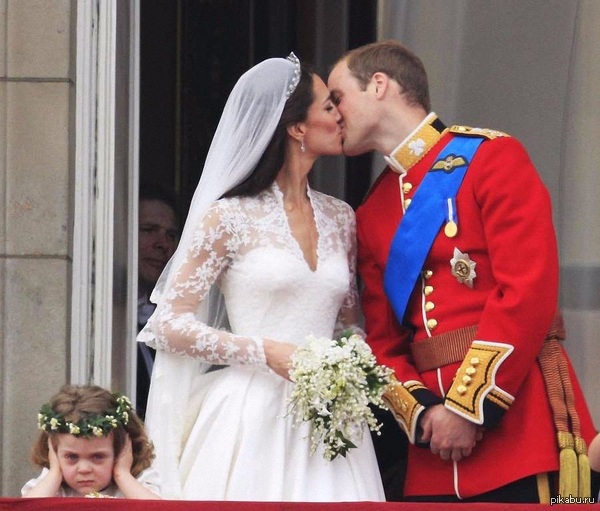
<box><xmin>357</xmin><ymin>113</ymin><xmax>596</xmax><ymax>498</ymax></box>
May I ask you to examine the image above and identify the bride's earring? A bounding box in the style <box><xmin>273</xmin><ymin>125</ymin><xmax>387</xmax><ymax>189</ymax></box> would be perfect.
<box><xmin>300</xmin><ymin>138</ymin><xmax>306</xmax><ymax>153</ymax></box>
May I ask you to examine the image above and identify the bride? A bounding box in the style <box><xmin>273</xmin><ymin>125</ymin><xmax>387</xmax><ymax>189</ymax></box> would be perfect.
<box><xmin>138</xmin><ymin>53</ymin><xmax>385</xmax><ymax>502</ymax></box>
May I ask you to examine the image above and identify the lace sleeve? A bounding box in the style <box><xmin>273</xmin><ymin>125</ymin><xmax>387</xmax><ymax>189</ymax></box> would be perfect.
<box><xmin>147</xmin><ymin>202</ymin><xmax>267</xmax><ymax>366</ymax></box>
<box><xmin>332</xmin><ymin>201</ymin><xmax>365</xmax><ymax>338</ymax></box>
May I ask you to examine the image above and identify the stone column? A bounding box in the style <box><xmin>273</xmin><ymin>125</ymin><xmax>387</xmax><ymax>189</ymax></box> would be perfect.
<box><xmin>0</xmin><ymin>0</ymin><xmax>74</xmax><ymax>496</ymax></box>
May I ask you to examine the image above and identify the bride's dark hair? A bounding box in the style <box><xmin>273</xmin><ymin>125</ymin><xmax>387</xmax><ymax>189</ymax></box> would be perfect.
<box><xmin>222</xmin><ymin>64</ymin><xmax>315</xmax><ymax>199</ymax></box>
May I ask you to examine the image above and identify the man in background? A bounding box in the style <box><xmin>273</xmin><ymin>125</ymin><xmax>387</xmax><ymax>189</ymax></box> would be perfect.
<box><xmin>137</xmin><ymin>181</ymin><xmax>180</xmax><ymax>419</ymax></box>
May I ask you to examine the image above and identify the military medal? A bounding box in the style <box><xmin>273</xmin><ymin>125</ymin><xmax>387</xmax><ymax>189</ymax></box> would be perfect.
<box><xmin>444</xmin><ymin>221</ymin><xmax>458</xmax><ymax>238</ymax></box>
<box><xmin>445</xmin><ymin>198</ymin><xmax>458</xmax><ymax>238</ymax></box>
<box><xmin>450</xmin><ymin>247</ymin><xmax>476</xmax><ymax>287</ymax></box>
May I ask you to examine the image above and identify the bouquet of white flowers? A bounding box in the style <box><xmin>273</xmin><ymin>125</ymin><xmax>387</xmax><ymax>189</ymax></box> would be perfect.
<box><xmin>287</xmin><ymin>331</ymin><xmax>394</xmax><ymax>461</ymax></box>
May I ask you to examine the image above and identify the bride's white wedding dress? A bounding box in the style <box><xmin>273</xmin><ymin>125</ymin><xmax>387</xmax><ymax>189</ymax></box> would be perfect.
<box><xmin>140</xmin><ymin>182</ymin><xmax>385</xmax><ymax>501</ymax></box>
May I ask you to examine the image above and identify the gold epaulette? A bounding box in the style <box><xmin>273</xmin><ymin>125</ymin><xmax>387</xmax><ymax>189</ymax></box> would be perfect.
<box><xmin>383</xmin><ymin>377</ymin><xmax>426</xmax><ymax>444</ymax></box>
<box><xmin>449</xmin><ymin>125</ymin><xmax>510</xmax><ymax>140</ymax></box>
<box><xmin>444</xmin><ymin>341</ymin><xmax>514</xmax><ymax>424</ymax></box>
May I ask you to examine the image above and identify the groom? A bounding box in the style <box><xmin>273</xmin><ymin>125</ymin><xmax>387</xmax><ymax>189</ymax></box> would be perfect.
<box><xmin>328</xmin><ymin>40</ymin><xmax>597</xmax><ymax>502</ymax></box>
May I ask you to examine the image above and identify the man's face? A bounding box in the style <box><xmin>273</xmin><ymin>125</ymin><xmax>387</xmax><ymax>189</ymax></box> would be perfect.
<box><xmin>138</xmin><ymin>199</ymin><xmax>178</xmax><ymax>295</ymax></box>
<box><xmin>328</xmin><ymin>60</ymin><xmax>375</xmax><ymax>156</ymax></box>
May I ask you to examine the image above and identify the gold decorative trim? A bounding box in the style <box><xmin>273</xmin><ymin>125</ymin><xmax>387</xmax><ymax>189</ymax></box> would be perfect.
<box><xmin>537</xmin><ymin>472</ymin><xmax>551</xmax><ymax>504</ymax></box>
<box><xmin>386</xmin><ymin>113</ymin><xmax>446</xmax><ymax>174</ymax></box>
<box><xmin>487</xmin><ymin>389</ymin><xmax>512</xmax><ymax>410</ymax></box>
<box><xmin>448</xmin><ymin>125</ymin><xmax>509</xmax><ymax>140</ymax></box>
<box><xmin>444</xmin><ymin>341</ymin><xmax>514</xmax><ymax>424</ymax></box>
<box><xmin>383</xmin><ymin>378</ymin><xmax>425</xmax><ymax>444</ymax></box>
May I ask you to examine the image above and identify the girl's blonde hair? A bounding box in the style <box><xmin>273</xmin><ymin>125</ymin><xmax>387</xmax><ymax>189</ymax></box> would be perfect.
<box><xmin>31</xmin><ymin>385</ymin><xmax>154</xmax><ymax>477</ymax></box>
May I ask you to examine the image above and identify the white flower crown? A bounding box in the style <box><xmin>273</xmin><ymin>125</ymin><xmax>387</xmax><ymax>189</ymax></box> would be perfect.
<box><xmin>38</xmin><ymin>394</ymin><xmax>132</xmax><ymax>438</ymax></box>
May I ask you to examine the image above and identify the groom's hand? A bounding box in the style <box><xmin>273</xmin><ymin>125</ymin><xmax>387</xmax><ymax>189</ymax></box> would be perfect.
<box><xmin>419</xmin><ymin>404</ymin><xmax>482</xmax><ymax>462</ymax></box>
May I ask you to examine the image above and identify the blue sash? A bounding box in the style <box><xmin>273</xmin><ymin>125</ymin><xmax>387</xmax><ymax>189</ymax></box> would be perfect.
<box><xmin>383</xmin><ymin>135</ymin><xmax>485</xmax><ymax>325</ymax></box>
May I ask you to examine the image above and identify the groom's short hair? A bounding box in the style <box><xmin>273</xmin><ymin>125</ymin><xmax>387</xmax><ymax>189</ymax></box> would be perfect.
<box><xmin>339</xmin><ymin>40</ymin><xmax>430</xmax><ymax>112</ymax></box>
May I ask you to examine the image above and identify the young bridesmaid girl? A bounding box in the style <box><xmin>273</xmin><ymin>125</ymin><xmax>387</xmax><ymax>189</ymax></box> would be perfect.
<box><xmin>22</xmin><ymin>384</ymin><xmax>161</xmax><ymax>499</ymax></box>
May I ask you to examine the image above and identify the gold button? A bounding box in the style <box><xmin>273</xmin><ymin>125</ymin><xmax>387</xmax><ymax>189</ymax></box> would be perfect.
<box><xmin>425</xmin><ymin>301</ymin><xmax>435</xmax><ymax>312</ymax></box>
<box><xmin>470</xmin><ymin>357</ymin><xmax>480</xmax><ymax>366</ymax></box>
<box><xmin>462</xmin><ymin>375</ymin><xmax>472</xmax><ymax>385</ymax></box>
<box><xmin>427</xmin><ymin>318</ymin><xmax>438</xmax><ymax>330</ymax></box>
<box><xmin>424</xmin><ymin>285</ymin><xmax>434</xmax><ymax>296</ymax></box>
<box><xmin>403</xmin><ymin>198</ymin><xmax>412</xmax><ymax>209</ymax></box>
<box><xmin>423</xmin><ymin>270</ymin><xmax>434</xmax><ymax>279</ymax></box>
<box><xmin>466</xmin><ymin>367</ymin><xmax>476</xmax><ymax>376</ymax></box>
<box><xmin>402</xmin><ymin>182</ymin><xmax>413</xmax><ymax>193</ymax></box>
<box><xmin>457</xmin><ymin>385</ymin><xmax>467</xmax><ymax>395</ymax></box>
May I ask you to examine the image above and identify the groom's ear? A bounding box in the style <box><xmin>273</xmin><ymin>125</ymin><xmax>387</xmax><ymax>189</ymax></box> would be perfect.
<box><xmin>372</xmin><ymin>71</ymin><xmax>403</xmax><ymax>99</ymax></box>
<box><xmin>371</xmin><ymin>72</ymin><xmax>390</xmax><ymax>98</ymax></box>
<box><xmin>287</xmin><ymin>122</ymin><xmax>306</xmax><ymax>143</ymax></box>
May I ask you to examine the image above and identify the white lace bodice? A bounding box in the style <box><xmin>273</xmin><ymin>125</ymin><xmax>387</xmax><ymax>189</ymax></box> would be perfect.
<box><xmin>140</xmin><ymin>183</ymin><xmax>360</xmax><ymax>367</ymax></box>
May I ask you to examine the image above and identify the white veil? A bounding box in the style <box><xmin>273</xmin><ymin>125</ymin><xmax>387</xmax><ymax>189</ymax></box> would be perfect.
<box><xmin>140</xmin><ymin>54</ymin><xmax>301</xmax><ymax>498</ymax></box>
<box><xmin>149</xmin><ymin>53</ymin><xmax>301</xmax><ymax>313</ymax></box>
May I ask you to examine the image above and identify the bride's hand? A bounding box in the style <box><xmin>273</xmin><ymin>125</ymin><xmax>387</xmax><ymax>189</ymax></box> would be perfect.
<box><xmin>263</xmin><ymin>339</ymin><xmax>296</xmax><ymax>380</ymax></box>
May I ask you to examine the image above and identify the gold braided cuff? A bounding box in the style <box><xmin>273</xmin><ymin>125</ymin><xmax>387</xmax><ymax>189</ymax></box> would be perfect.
<box><xmin>383</xmin><ymin>379</ymin><xmax>426</xmax><ymax>443</ymax></box>
<box><xmin>444</xmin><ymin>341</ymin><xmax>514</xmax><ymax>424</ymax></box>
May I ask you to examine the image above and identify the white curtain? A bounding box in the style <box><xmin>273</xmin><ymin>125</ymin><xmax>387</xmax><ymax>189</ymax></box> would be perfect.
<box><xmin>378</xmin><ymin>0</ymin><xmax>600</xmax><ymax>425</ymax></box>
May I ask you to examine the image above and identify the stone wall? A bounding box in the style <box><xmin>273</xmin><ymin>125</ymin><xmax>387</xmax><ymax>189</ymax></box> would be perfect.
<box><xmin>0</xmin><ymin>0</ymin><xmax>74</xmax><ymax>496</ymax></box>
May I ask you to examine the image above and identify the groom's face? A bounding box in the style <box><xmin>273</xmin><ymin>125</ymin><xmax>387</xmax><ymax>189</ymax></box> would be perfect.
<box><xmin>328</xmin><ymin>61</ymin><xmax>375</xmax><ymax>157</ymax></box>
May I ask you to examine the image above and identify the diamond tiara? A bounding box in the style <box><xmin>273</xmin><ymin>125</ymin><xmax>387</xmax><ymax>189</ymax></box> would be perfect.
<box><xmin>286</xmin><ymin>52</ymin><xmax>301</xmax><ymax>98</ymax></box>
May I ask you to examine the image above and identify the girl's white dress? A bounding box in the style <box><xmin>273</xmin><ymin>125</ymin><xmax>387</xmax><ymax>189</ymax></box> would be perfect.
<box><xmin>21</xmin><ymin>467</ymin><xmax>161</xmax><ymax>497</ymax></box>
<box><xmin>140</xmin><ymin>183</ymin><xmax>385</xmax><ymax>501</ymax></box>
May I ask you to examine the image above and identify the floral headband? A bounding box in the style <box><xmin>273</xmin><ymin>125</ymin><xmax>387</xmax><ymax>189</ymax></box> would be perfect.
<box><xmin>38</xmin><ymin>394</ymin><xmax>132</xmax><ymax>438</ymax></box>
